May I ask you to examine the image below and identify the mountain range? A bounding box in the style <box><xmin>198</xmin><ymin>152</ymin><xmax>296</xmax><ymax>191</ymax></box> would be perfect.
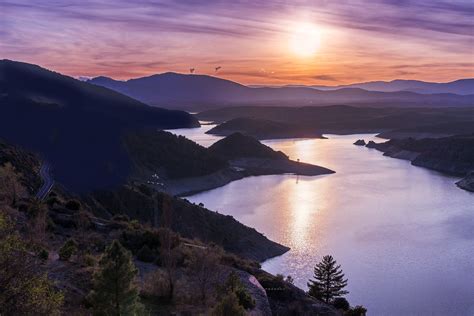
<box><xmin>285</xmin><ymin>78</ymin><xmax>474</xmax><ymax>95</ymax></box>
<box><xmin>88</xmin><ymin>74</ymin><xmax>474</xmax><ymax>110</ymax></box>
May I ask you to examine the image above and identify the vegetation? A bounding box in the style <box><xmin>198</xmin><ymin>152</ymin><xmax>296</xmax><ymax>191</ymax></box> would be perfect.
<box><xmin>0</xmin><ymin>162</ymin><xmax>26</xmax><ymax>206</ymax></box>
<box><xmin>124</xmin><ymin>130</ymin><xmax>227</xmax><ymax>179</ymax></box>
<box><xmin>59</xmin><ymin>238</ymin><xmax>78</xmax><ymax>261</ymax></box>
<box><xmin>346</xmin><ymin>305</ymin><xmax>368</xmax><ymax>316</ymax></box>
<box><xmin>333</xmin><ymin>297</ymin><xmax>350</xmax><ymax>311</ymax></box>
<box><xmin>0</xmin><ymin>212</ymin><xmax>63</xmax><ymax>315</ymax></box>
<box><xmin>211</xmin><ymin>292</ymin><xmax>246</xmax><ymax>316</ymax></box>
<box><xmin>87</xmin><ymin>240</ymin><xmax>143</xmax><ymax>315</ymax></box>
<box><xmin>307</xmin><ymin>255</ymin><xmax>348</xmax><ymax>303</ymax></box>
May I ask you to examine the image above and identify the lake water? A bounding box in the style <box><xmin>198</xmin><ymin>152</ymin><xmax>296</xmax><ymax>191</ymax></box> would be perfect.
<box><xmin>169</xmin><ymin>125</ymin><xmax>474</xmax><ymax>316</ymax></box>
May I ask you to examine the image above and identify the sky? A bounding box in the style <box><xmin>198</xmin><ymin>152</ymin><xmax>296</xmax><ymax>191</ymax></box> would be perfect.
<box><xmin>1</xmin><ymin>0</ymin><xmax>473</xmax><ymax>84</ymax></box>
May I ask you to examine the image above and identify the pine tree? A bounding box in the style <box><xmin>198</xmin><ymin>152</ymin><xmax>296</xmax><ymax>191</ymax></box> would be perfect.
<box><xmin>307</xmin><ymin>255</ymin><xmax>348</xmax><ymax>303</ymax></box>
<box><xmin>87</xmin><ymin>240</ymin><xmax>143</xmax><ymax>315</ymax></box>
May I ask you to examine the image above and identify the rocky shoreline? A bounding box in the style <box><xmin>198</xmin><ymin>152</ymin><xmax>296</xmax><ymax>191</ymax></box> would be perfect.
<box><xmin>360</xmin><ymin>135</ymin><xmax>474</xmax><ymax>193</ymax></box>
<box><xmin>159</xmin><ymin>158</ymin><xmax>334</xmax><ymax>197</ymax></box>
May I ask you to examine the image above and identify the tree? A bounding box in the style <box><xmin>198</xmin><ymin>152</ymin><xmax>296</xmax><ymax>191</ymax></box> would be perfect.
<box><xmin>0</xmin><ymin>163</ymin><xmax>26</xmax><ymax>206</ymax></box>
<box><xmin>87</xmin><ymin>240</ymin><xmax>143</xmax><ymax>316</ymax></box>
<box><xmin>307</xmin><ymin>255</ymin><xmax>348</xmax><ymax>303</ymax></box>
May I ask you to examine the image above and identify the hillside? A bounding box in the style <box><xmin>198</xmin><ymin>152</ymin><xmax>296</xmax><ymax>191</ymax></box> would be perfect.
<box><xmin>89</xmin><ymin>73</ymin><xmax>473</xmax><ymax>110</ymax></box>
<box><xmin>0</xmin><ymin>143</ymin><xmax>341</xmax><ymax>315</ymax></box>
<box><xmin>208</xmin><ymin>132</ymin><xmax>288</xmax><ymax>160</ymax></box>
<box><xmin>366</xmin><ymin>134</ymin><xmax>474</xmax><ymax>191</ymax></box>
<box><xmin>0</xmin><ymin>60</ymin><xmax>198</xmax><ymax>192</ymax></box>
<box><xmin>207</xmin><ymin>117</ymin><xmax>324</xmax><ymax>140</ymax></box>
<box><xmin>200</xmin><ymin>105</ymin><xmax>474</xmax><ymax>138</ymax></box>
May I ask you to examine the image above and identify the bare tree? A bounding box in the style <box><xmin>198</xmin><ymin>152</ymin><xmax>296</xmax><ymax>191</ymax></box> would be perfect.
<box><xmin>0</xmin><ymin>163</ymin><xmax>26</xmax><ymax>206</ymax></box>
<box><xmin>160</xmin><ymin>195</ymin><xmax>176</xmax><ymax>301</ymax></box>
<box><xmin>188</xmin><ymin>248</ymin><xmax>220</xmax><ymax>304</ymax></box>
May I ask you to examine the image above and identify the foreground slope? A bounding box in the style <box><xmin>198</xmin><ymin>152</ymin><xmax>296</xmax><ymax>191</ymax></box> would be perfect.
<box><xmin>0</xmin><ymin>60</ymin><xmax>198</xmax><ymax>192</ymax></box>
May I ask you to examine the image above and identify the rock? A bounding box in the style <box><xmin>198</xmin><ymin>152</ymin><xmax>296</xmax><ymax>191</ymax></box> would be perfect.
<box><xmin>353</xmin><ymin>139</ymin><xmax>366</xmax><ymax>146</ymax></box>
<box><xmin>366</xmin><ymin>140</ymin><xmax>378</xmax><ymax>148</ymax></box>
<box><xmin>456</xmin><ymin>171</ymin><xmax>474</xmax><ymax>192</ymax></box>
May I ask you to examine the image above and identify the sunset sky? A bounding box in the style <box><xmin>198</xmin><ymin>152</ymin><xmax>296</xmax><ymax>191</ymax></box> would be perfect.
<box><xmin>1</xmin><ymin>0</ymin><xmax>473</xmax><ymax>84</ymax></box>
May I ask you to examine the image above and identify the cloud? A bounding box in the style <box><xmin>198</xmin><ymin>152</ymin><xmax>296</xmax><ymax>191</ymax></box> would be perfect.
<box><xmin>312</xmin><ymin>75</ymin><xmax>338</xmax><ymax>82</ymax></box>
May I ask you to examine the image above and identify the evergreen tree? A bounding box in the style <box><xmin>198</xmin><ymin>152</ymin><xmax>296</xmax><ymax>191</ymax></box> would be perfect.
<box><xmin>307</xmin><ymin>255</ymin><xmax>348</xmax><ymax>303</ymax></box>
<box><xmin>88</xmin><ymin>240</ymin><xmax>143</xmax><ymax>316</ymax></box>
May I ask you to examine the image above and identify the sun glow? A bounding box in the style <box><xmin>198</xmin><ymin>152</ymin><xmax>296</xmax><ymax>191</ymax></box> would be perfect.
<box><xmin>289</xmin><ymin>22</ymin><xmax>322</xmax><ymax>58</ymax></box>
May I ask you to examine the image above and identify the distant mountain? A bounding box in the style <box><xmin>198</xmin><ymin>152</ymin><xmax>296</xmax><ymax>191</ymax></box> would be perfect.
<box><xmin>0</xmin><ymin>60</ymin><xmax>198</xmax><ymax>191</ymax></box>
<box><xmin>296</xmin><ymin>79</ymin><xmax>474</xmax><ymax>95</ymax></box>
<box><xmin>89</xmin><ymin>74</ymin><xmax>473</xmax><ymax>110</ymax></box>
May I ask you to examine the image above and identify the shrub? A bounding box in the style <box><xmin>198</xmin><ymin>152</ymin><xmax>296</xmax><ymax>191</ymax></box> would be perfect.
<box><xmin>346</xmin><ymin>305</ymin><xmax>367</xmax><ymax>316</ymax></box>
<box><xmin>211</xmin><ymin>292</ymin><xmax>245</xmax><ymax>316</ymax></box>
<box><xmin>65</xmin><ymin>199</ymin><xmax>81</xmax><ymax>211</ymax></box>
<box><xmin>82</xmin><ymin>254</ymin><xmax>96</xmax><ymax>267</ymax></box>
<box><xmin>46</xmin><ymin>197</ymin><xmax>59</xmax><ymax>207</ymax></box>
<box><xmin>142</xmin><ymin>270</ymin><xmax>169</xmax><ymax>299</ymax></box>
<box><xmin>137</xmin><ymin>245</ymin><xmax>156</xmax><ymax>263</ymax></box>
<box><xmin>38</xmin><ymin>248</ymin><xmax>49</xmax><ymax>262</ymax></box>
<box><xmin>59</xmin><ymin>239</ymin><xmax>78</xmax><ymax>261</ymax></box>
<box><xmin>333</xmin><ymin>297</ymin><xmax>350</xmax><ymax>311</ymax></box>
<box><xmin>112</xmin><ymin>214</ymin><xmax>130</xmax><ymax>222</ymax></box>
<box><xmin>235</xmin><ymin>287</ymin><xmax>255</xmax><ymax>310</ymax></box>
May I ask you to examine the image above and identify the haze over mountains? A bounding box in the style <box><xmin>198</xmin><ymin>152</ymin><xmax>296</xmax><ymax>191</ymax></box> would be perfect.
<box><xmin>284</xmin><ymin>79</ymin><xmax>474</xmax><ymax>95</ymax></box>
<box><xmin>89</xmin><ymin>73</ymin><xmax>474</xmax><ymax>110</ymax></box>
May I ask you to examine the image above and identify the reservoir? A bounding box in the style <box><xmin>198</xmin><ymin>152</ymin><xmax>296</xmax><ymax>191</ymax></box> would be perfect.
<box><xmin>170</xmin><ymin>125</ymin><xmax>474</xmax><ymax>315</ymax></box>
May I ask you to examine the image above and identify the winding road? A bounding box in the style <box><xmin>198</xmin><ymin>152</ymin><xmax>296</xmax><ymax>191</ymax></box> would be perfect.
<box><xmin>36</xmin><ymin>163</ymin><xmax>54</xmax><ymax>200</ymax></box>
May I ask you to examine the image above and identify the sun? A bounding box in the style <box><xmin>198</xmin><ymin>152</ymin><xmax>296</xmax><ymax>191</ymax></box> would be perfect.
<box><xmin>289</xmin><ymin>22</ymin><xmax>321</xmax><ymax>58</ymax></box>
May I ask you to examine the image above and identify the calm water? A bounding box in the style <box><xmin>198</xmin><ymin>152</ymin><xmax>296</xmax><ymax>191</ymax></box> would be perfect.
<box><xmin>169</xmin><ymin>125</ymin><xmax>474</xmax><ymax>316</ymax></box>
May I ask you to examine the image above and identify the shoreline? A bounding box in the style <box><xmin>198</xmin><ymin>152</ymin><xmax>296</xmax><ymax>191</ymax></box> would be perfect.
<box><xmin>155</xmin><ymin>158</ymin><xmax>335</xmax><ymax>197</ymax></box>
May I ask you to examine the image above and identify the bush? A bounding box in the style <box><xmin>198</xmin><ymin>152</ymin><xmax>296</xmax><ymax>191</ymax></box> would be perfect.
<box><xmin>333</xmin><ymin>297</ymin><xmax>350</xmax><ymax>311</ymax></box>
<box><xmin>46</xmin><ymin>197</ymin><xmax>59</xmax><ymax>207</ymax></box>
<box><xmin>65</xmin><ymin>199</ymin><xmax>81</xmax><ymax>211</ymax></box>
<box><xmin>38</xmin><ymin>248</ymin><xmax>49</xmax><ymax>262</ymax></box>
<box><xmin>211</xmin><ymin>292</ymin><xmax>245</xmax><ymax>316</ymax></box>
<box><xmin>59</xmin><ymin>239</ymin><xmax>78</xmax><ymax>261</ymax></box>
<box><xmin>111</xmin><ymin>214</ymin><xmax>130</xmax><ymax>222</ymax></box>
<box><xmin>235</xmin><ymin>287</ymin><xmax>255</xmax><ymax>310</ymax></box>
<box><xmin>346</xmin><ymin>305</ymin><xmax>367</xmax><ymax>316</ymax></box>
<box><xmin>82</xmin><ymin>254</ymin><xmax>96</xmax><ymax>267</ymax></box>
<box><xmin>136</xmin><ymin>245</ymin><xmax>156</xmax><ymax>263</ymax></box>
<box><xmin>142</xmin><ymin>270</ymin><xmax>169</xmax><ymax>299</ymax></box>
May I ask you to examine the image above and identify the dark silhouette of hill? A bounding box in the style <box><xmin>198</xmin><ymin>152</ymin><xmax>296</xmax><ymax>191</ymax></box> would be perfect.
<box><xmin>208</xmin><ymin>132</ymin><xmax>287</xmax><ymax>160</ymax></box>
<box><xmin>289</xmin><ymin>79</ymin><xmax>474</xmax><ymax>95</ymax></box>
<box><xmin>88</xmin><ymin>74</ymin><xmax>473</xmax><ymax>110</ymax></box>
<box><xmin>200</xmin><ymin>105</ymin><xmax>474</xmax><ymax>138</ymax></box>
<box><xmin>207</xmin><ymin>117</ymin><xmax>324</xmax><ymax>140</ymax></box>
<box><xmin>0</xmin><ymin>60</ymin><xmax>198</xmax><ymax>192</ymax></box>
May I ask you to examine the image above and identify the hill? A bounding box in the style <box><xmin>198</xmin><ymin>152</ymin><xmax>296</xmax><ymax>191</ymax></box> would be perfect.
<box><xmin>0</xmin><ymin>60</ymin><xmax>198</xmax><ymax>192</ymax></box>
<box><xmin>200</xmin><ymin>105</ymin><xmax>474</xmax><ymax>138</ymax></box>
<box><xmin>88</xmin><ymin>73</ymin><xmax>474</xmax><ymax>110</ymax></box>
<box><xmin>208</xmin><ymin>132</ymin><xmax>288</xmax><ymax>160</ymax></box>
<box><xmin>206</xmin><ymin>117</ymin><xmax>324</xmax><ymax>140</ymax></box>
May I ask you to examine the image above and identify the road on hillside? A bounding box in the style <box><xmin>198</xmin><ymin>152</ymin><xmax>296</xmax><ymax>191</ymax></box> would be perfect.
<box><xmin>36</xmin><ymin>163</ymin><xmax>54</xmax><ymax>200</ymax></box>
